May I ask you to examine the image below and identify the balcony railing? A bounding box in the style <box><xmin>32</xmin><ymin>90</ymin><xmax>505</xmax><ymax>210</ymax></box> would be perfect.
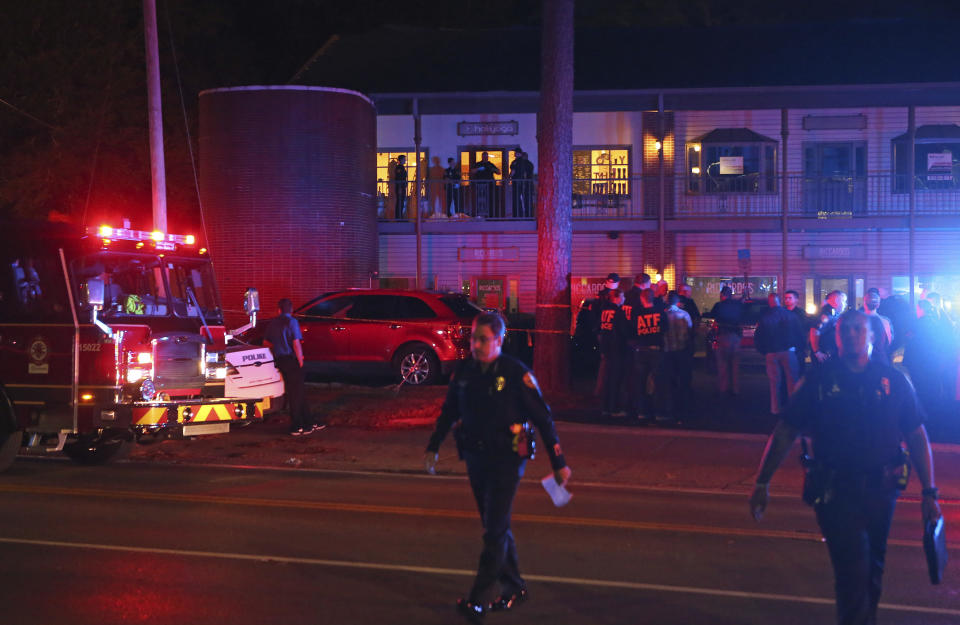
<box><xmin>376</xmin><ymin>174</ymin><xmax>960</xmax><ymax>221</ymax></box>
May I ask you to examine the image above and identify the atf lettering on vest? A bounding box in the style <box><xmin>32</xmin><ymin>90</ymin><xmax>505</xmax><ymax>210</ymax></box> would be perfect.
<box><xmin>600</xmin><ymin>309</ymin><xmax>615</xmax><ymax>331</ymax></box>
<box><xmin>636</xmin><ymin>313</ymin><xmax>661</xmax><ymax>335</ymax></box>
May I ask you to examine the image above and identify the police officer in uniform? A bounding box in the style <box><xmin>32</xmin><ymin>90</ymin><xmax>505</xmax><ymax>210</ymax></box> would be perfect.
<box><xmin>596</xmin><ymin>288</ymin><xmax>630</xmax><ymax>417</ymax></box>
<box><xmin>425</xmin><ymin>312</ymin><xmax>572</xmax><ymax>623</ymax></box>
<box><xmin>750</xmin><ymin>310</ymin><xmax>941</xmax><ymax>625</ymax></box>
<box><xmin>264</xmin><ymin>298</ymin><xmax>324</xmax><ymax>436</ymax></box>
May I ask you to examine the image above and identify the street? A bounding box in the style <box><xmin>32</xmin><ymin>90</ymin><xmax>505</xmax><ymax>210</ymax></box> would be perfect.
<box><xmin>1</xmin><ymin>460</ymin><xmax>957</xmax><ymax>625</ymax></box>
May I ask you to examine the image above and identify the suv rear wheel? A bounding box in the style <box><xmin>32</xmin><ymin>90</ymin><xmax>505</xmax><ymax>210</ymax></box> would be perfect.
<box><xmin>396</xmin><ymin>344</ymin><xmax>440</xmax><ymax>385</ymax></box>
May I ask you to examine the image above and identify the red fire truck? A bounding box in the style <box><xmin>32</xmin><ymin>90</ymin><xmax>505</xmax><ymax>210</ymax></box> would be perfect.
<box><xmin>0</xmin><ymin>220</ymin><xmax>282</xmax><ymax>471</ymax></box>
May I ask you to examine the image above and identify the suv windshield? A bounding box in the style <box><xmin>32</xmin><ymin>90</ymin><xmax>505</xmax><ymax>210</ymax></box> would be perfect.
<box><xmin>440</xmin><ymin>294</ymin><xmax>483</xmax><ymax>319</ymax></box>
<box><xmin>72</xmin><ymin>252</ymin><xmax>220</xmax><ymax>321</ymax></box>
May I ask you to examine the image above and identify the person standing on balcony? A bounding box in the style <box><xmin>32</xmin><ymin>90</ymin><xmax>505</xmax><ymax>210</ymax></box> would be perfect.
<box><xmin>471</xmin><ymin>152</ymin><xmax>500</xmax><ymax>218</ymax></box>
<box><xmin>754</xmin><ymin>293</ymin><xmax>802</xmax><ymax>415</ymax></box>
<box><xmin>393</xmin><ymin>154</ymin><xmax>408</xmax><ymax>219</ymax></box>
<box><xmin>710</xmin><ymin>286</ymin><xmax>744</xmax><ymax>396</ymax></box>
<box><xmin>427</xmin><ymin>156</ymin><xmax>445</xmax><ymax>217</ymax></box>
<box><xmin>510</xmin><ymin>151</ymin><xmax>535</xmax><ymax>218</ymax></box>
<box><xmin>444</xmin><ymin>157</ymin><xmax>461</xmax><ymax>217</ymax></box>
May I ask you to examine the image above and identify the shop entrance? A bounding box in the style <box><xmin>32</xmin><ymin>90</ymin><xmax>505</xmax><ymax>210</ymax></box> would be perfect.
<box><xmin>460</xmin><ymin>147</ymin><xmax>520</xmax><ymax>217</ymax></box>
<box><xmin>803</xmin><ymin>276</ymin><xmax>865</xmax><ymax>314</ymax></box>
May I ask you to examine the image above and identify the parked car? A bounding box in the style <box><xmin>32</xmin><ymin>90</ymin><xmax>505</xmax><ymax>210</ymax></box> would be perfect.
<box><xmin>246</xmin><ymin>290</ymin><xmax>482</xmax><ymax>385</ymax></box>
<box><xmin>702</xmin><ymin>299</ymin><xmax>769</xmax><ymax>367</ymax></box>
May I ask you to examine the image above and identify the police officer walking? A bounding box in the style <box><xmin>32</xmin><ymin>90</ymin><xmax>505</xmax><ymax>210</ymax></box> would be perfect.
<box><xmin>264</xmin><ymin>298</ymin><xmax>324</xmax><ymax>436</ymax></box>
<box><xmin>424</xmin><ymin>312</ymin><xmax>571</xmax><ymax>623</ymax></box>
<box><xmin>750</xmin><ymin>310</ymin><xmax>941</xmax><ymax>625</ymax></box>
<box><xmin>710</xmin><ymin>286</ymin><xmax>744</xmax><ymax>395</ymax></box>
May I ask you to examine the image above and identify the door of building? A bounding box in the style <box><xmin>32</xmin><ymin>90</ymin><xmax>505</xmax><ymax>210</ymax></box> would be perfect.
<box><xmin>802</xmin><ymin>142</ymin><xmax>867</xmax><ymax>216</ymax></box>
<box><xmin>804</xmin><ymin>276</ymin><xmax>865</xmax><ymax>314</ymax></box>
<box><xmin>460</xmin><ymin>147</ymin><xmax>520</xmax><ymax>217</ymax></box>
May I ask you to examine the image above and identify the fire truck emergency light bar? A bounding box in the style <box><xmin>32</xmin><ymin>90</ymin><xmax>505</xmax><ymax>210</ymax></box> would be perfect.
<box><xmin>89</xmin><ymin>225</ymin><xmax>196</xmax><ymax>250</ymax></box>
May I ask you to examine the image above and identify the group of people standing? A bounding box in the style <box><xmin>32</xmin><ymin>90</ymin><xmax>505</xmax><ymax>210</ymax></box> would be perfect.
<box><xmin>746</xmin><ymin>286</ymin><xmax>958</xmax><ymax>424</ymax></box>
<box><xmin>593</xmin><ymin>272</ymin><xmax>701</xmax><ymax>423</ymax></box>
<box><xmin>389</xmin><ymin>150</ymin><xmax>535</xmax><ymax>220</ymax></box>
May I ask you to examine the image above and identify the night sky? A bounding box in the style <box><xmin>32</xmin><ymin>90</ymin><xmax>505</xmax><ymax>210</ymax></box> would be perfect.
<box><xmin>2</xmin><ymin>0</ymin><xmax>959</xmax><ymax>231</ymax></box>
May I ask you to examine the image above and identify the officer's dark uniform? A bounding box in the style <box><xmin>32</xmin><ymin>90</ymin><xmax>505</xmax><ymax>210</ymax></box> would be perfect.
<box><xmin>444</xmin><ymin>161</ymin><xmax>461</xmax><ymax>216</ymax></box>
<box><xmin>782</xmin><ymin>358</ymin><xmax>923</xmax><ymax>625</ymax></box>
<box><xmin>472</xmin><ymin>159</ymin><xmax>500</xmax><ymax>217</ymax></box>
<box><xmin>264</xmin><ymin>312</ymin><xmax>309</xmax><ymax>433</ymax></box>
<box><xmin>393</xmin><ymin>159</ymin><xmax>408</xmax><ymax>219</ymax></box>
<box><xmin>426</xmin><ymin>354</ymin><xmax>566</xmax><ymax>606</ymax></box>
<box><xmin>816</xmin><ymin>305</ymin><xmax>841</xmax><ymax>361</ymax></box>
<box><xmin>627</xmin><ymin>299</ymin><xmax>664</xmax><ymax>418</ymax></box>
<box><xmin>596</xmin><ymin>299</ymin><xmax>630</xmax><ymax>414</ymax></box>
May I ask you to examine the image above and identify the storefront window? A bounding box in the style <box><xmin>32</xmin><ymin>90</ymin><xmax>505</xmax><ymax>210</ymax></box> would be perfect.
<box><xmin>687</xmin><ymin>129</ymin><xmax>777</xmax><ymax>194</ymax></box>
<box><xmin>376</xmin><ymin>150</ymin><xmax>428</xmax><ymax>197</ymax></box>
<box><xmin>685</xmin><ymin>276</ymin><xmax>777</xmax><ymax>312</ymax></box>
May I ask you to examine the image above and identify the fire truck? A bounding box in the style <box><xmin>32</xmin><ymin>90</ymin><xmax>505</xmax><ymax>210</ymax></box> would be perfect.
<box><xmin>0</xmin><ymin>220</ymin><xmax>283</xmax><ymax>471</ymax></box>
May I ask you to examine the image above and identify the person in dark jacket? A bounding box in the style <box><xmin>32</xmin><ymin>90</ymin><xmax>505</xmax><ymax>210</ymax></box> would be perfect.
<box><xmin>393</xmin><ymin>154</ymin><xmax>408</xmax><ymax>219</ymax></box>
<box><xmin>710</xmin><ymin>286</ymin><xmax>744</xmax><ymax>395</ymax></box>
<box><xmin>627</xmin><ymin>287</ymin><xmax>664</xmax><ymax>421</ymax></box>
<box><xmin>811</xmin><ymin>290</ymin><xmax>847</xmax><ymax>364</ymax></box>
<box><xmin>444</xmin><ymin>157</ymin><xmax>462</xmax><ymax>216</ymax></box>
<box><xmin>596</xmin><ymin>288</ymin><xmax>630</xmax><ymax>416</ymax></box>
<box><xmin>264</xmin><ymin>298</ymin><xmax>324</xmax><ymax>436</ymax></box>
<box><xmin>783</xmin><ymin>290</ymin><xmax>809</xmax><ymax>375</ymax></box>
<box><xmin>754</xmin><ymin>293</ymin><xmax>803</xmax><ymax>415</ymax></box>
<box><xmin>862</xmin><ymin>289</ymin><xmax>893</xmax><ymax>365</ymax></box>
<box><xmin>425</xmin><ymin>312</ymin><xmax>571</xmax><ymax>623</ymax></box>
<box><xmin>471</xmin><ymin>152</ymin><xmax>501</xmax><ymax>217</ymax></box>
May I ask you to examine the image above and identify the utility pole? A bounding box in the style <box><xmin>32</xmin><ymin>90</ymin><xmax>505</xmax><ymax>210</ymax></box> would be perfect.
<box><xmin>534</xmin><ymin>0</ymin><xmax>574</xmax><ymax>391</ymax></box>
<box><xmin>143</xmin><ymin>0</ymin><xmax>167</xmax><ymax>232</ymax></box>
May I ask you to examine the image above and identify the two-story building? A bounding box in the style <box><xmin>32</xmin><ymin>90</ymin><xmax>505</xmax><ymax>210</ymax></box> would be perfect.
<box><xmin>295</xmin><ymin>20</ymin><xmax>960</xmax><ymax>315</ymax></box>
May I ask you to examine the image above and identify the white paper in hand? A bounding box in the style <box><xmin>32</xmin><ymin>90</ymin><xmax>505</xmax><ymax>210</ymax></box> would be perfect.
<box><xmin>541</xmin><ymin>474</ymin><xmax>572</xmax><ymax>507</ymax></box>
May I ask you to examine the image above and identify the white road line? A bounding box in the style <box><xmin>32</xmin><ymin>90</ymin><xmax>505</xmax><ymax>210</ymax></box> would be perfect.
<box><xmin>0</xmin><ymin>536</ymin><xmax>957</xmax><ymax>617</ymax></box>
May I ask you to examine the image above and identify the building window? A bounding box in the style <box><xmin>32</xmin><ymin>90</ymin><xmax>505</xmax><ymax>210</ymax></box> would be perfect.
<box><xmin>891</xmin><ymin>125</ymin><xmax>960</xmax><ymax>192</ymax></box>
<box><xmin>573</xmin><ymin>147</ymin><xmax>630</xmax><ymax>196</ymax></box>
<box><xmin>572</xmin><ymin>147</ymin><xmax>630</xmax><ymax>215</ymax></box>
<box><xmin>687</xmin><ymin>129</ymin><xmax>777</xmax><ymax>194</ymax></box>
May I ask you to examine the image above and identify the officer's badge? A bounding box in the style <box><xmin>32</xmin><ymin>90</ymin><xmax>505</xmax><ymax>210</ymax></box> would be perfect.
<box><xmin>495</xmin><ymin>376</ymin><xmax>506</xmax><ymax>392</ymax></box>
<box><xmin>829</xmin><ymin>382</ymin><xmax>841</xmax><ymax>396</ymax></box>
<box><xmin>881</xmin><ymin>377</ymin><xmax>891</xmax><ymax>396</ymax></box>
<box><xmin>523</xmin><ymin>372</ymin><xmax>540</xmax><ymax>392</ymax></box>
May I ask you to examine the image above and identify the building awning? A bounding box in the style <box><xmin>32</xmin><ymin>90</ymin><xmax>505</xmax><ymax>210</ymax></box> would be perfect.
<box><xmin>691</xmin><ymin>128</ymin><xmax>778</xmax><ymax>144</ymax></box>
<box><xmin>891</xmin><ymin>124</ymin><xmax>960</xmax><ymax>142</ymax></box>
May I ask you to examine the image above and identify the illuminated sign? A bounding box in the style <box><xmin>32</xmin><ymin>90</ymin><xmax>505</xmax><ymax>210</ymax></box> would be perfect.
<box><xmin>457</xmin><ymin>121</ymin><xmax>519</xmax><ymax>136</ymax></box>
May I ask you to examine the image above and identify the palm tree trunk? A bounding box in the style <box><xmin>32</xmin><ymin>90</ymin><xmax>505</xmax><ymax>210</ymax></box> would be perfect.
<box><xmin>534</xmin><ymin>0</ymin><xmax>574</xmax><ymax>392</ymax></box>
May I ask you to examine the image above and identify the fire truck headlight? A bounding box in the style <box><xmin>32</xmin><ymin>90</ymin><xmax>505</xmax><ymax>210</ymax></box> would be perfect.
<box><xmin>137</xmin><ymin>352</ymin><xmax>152</xmax><ymax>365</ymax></box>
<box><xmin>139</xmin><ymin>378</ymin><xmax>156</xmax><ymax>401</ymax></box>
<box><xmin>206</xmin><ymin>366</ymin><xmax>227</xmax><ymax>379</ymax></box>
<box><xmin>127</xmin><ymin>368</ymin><xmax>145</xmax><ymax>384</ymax></box>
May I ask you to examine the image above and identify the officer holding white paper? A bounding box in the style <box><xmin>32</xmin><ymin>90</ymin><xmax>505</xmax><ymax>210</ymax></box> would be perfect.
<box><xmin>425</xmin><ymin>311</ymin><xmax>571</xmax><ymax>623</ymax></box>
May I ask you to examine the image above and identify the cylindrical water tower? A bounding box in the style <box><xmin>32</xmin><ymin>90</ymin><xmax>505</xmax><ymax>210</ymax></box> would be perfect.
<box><xmin>199</xmin><ymin>86</ymin><xmax>377</xmax><ymax>322</ymax></box>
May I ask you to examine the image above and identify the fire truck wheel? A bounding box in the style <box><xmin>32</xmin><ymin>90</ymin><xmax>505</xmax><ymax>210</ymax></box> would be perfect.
<box><xmin>0</xmin><ymin>430</ymin><xmax>23</xmax><ymax>473</ymax></box>
<box><xmin>63</xmin><ymin>430</ymin><xmax>133</xmax><ymax>466</ymax></box>
<box><xmin>395</xmin><ymin>344</ymin><xmax>440</xmax><ymax>386</ymax></box>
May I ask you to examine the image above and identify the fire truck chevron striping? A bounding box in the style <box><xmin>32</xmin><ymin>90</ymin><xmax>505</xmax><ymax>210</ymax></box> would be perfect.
<box><xmin>0</xmin><ymin>220</ymin><xmax>284</xmax><ymax>470</ymax></box>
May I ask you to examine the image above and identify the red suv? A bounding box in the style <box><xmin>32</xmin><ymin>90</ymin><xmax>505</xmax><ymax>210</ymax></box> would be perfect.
<box><xmin>252</xmin><ymin>290</ymin><xmax>481</xmax><ymax>385</ymax></box>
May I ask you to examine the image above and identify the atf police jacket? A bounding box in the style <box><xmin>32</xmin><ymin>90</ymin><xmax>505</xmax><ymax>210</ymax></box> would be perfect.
<box><xmin>426</xmin><ymin>354</ymin><xmax>567</xmax><ymax>471</ymax></box>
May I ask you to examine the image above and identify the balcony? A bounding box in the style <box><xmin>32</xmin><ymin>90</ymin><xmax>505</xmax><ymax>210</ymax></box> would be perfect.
<box><xmin>375</xmin><ymin>174</ymin><xmax>960</xmax><ymax>223</ymax></box>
